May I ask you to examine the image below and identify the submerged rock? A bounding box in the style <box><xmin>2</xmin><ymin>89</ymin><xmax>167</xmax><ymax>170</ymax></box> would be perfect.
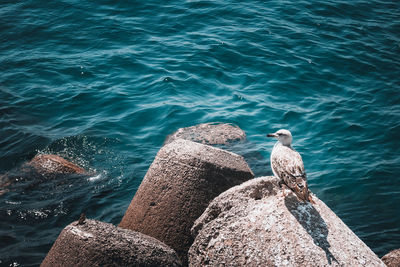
<box><xmin>0</xmin><ymin>154</ymin><xmax>87</xmax><ymax>195</ymax></box>
<box><xmin>189</xmin><ymin>176</ymin><xmax>385</xmax><ymax>266</ymax></box>
<box><xmin>41</xmin><ymin>219</ymin><xmax>182</xmax><ymax>267</ymax></box>
<box><xmin>164</xmin><ymin>122</ymin><xmax>246</xmax><ymax>146</ymax></box>
<box><xmin>119</xmin><ymin>139</ymin><xmax>254</xmax><ymax>265</ymax></box>
<box><xmin>26</xmin><ymin>154</ymin><xmax>86</xmax><ymax>177</ymax></box>
<box><xmin>381</xmin><ymin>248</ymin><xmax>400</xmax><ymax>267</ymax></box>
<box><xmin>0</xmin><ymin>175</ymin><xmax>13</xmax><ymax>194</ymax></box>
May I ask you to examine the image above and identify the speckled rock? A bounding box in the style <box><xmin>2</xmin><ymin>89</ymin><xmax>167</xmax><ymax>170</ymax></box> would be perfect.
<box><xmin>41</xmin><ymin>219</ymin><xmax>182</xmax><ymax>267</ymax></box>
<box><xmin>119</xmin><ymin>139</ymin><xmax>254</xmax><ymax>265</ymax></box>
<box><xmin>189</xmin><ymin>176</ymin><xmax>385</xmax><ymax>267</ymax></box>
<box><xmin>381</xmin><ymin>248</ymin><xmax>400</xmax><ymax>267</ymax></box>
<box><xmin>164</xmin><ymin>122</ymin><xmax>246</xmax><ymax>146</ymax></box>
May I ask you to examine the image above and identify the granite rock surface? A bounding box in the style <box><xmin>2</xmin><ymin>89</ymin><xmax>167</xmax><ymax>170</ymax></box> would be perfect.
<box><xmin>119</xmin><ymin>139</ymin><xmax>254</xmax><ymax>265</ymax></box>
<box><xmin>41</xmin><ymin>219</ymin><xmax>182</xmax><ymax>267</ymax></box>
<box><xmin>381</xmin><ymin>248</ymin><xmax>400</xmax><ymax>267</ymax></box>
<box><xmin>189</xmin><ymin>176</ymin><xmax>385</xmax><ymax>267</ymax></box>
<box><xmin>164</xmin><ymin>122</ymin><xmax>246</xmax><ymax>146</ymax></box>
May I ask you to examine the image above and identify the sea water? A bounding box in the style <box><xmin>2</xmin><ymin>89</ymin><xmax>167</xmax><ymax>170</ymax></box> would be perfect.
<box><xmin>0</xmin><ymin>0</ymin><xmax>399</xmax><ymax>265</ymax></box>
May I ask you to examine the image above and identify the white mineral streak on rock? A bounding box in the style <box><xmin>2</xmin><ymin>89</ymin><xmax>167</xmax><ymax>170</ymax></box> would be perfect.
<box><xmin>67</xmin><ymin>226</ymin><xmax>93</xmax><ymax>239</ymax></box>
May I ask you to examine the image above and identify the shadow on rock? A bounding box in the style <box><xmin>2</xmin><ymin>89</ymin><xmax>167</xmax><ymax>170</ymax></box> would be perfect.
<box><xmin>284</xmin><ymin>195</ymin><xmax>338</xmax><ymax>264</ymax></box>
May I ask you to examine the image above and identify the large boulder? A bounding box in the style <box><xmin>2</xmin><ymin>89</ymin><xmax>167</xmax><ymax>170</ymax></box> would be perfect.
<box><xmin>189</xmin><ymin>176</ymin><xmax>385</xmax><ymax>266</ymax></box>
<box><xmin>165</xmin><ymin>123</ymin><xmax>268</xmax><ymax>178</ymax></box>
<box><xmin>41</xmin><ymin>219</ymin><xmax>182</xmax><ymax>267</ymax></box>
<box><xmin>119</xmin><ymin>139</ymin><xmax>254</xmax><ymax>265</ymax></box>
<box><xmin>164</xmin><ymin>122</ymin><xmax>246</xmax><ymax>146</ymax></box>
<box><xmin>381</xmin><ymin>248</ymin><xmax>400</xmax><ymax>267</ymax></box>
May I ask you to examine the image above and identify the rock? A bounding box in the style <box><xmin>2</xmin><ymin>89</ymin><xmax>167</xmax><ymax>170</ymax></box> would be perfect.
<box><xmin>381</xmin><ymin>248</ymin><xmax>400</xmax><ymax>267</ymax></box>
<box><xmin>164</xmin><ymin>122</ymin><xmax>246</xmax><ymax>146</ymax></box>
<box><xmin>189</xmin><ymin>176</ymin><xmax>385</xmax><ymax>267</ymax></box>
<box><xmin>26</xmin><ymin>154</ymin><xmax>86</xmax><ymax>177</ymax></box>
<box><xmin>119</xmin><ymin>139</ymin><xmax>254</xmax><ymax>265</ymax></box>
<box><xmin>41</xmin><ymin>219</ymin><xmax>182</xmax><ymax>267</ymax></box>
<box><xmin>0</xmin><ymin>154</ymin><xmax>87</xmax><ymax>195</ymax></box>
<box><xmin>0</xmin><ymin>175</ymin><xmax>13</xmax><ymax>195</ymax></box>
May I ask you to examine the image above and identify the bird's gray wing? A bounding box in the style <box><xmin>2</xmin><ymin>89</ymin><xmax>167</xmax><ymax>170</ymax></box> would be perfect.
<box><xmin>271</xmin><ymin>148</ymin><xmax>309</xmax><ymax>201</ymax></box>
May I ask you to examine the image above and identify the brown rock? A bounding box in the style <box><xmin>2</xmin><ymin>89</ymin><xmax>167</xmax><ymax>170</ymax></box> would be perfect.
<box><xmin>382</xmin><ymin>248</ymin><xmax>400</xmax><ymax>267</ymax></box>
<box><xmin>189</xmin><ymin>176</ymin><xmax>385</xmax><ymax>266</ymax></box>
<box><xmin>0</xmin><ymin>175</ymin><xmax>12</xmax><ymax>195</ymax></box>
<box><xmin>41</xmin><ymin>219</ymin><xmax>182</xmax><ymax>267</ymax></box>
<box><xmin>119</xmin><ymin>139</ymin><xmax>254</xmax><ymax>265</ymax></box>
<box><xmin>0</xmin><ymin>154</ymin><xmax>87</xmax><ymax>195</ymax></box>
<box><xmin>27</xmin><ymin>154</ymin><xmax>86</xmax><ymax>177</ymax></box>
<box><xmin>164</xmin><ymin>122</ymin><xmax>246</xmax><ymax>146</ymax></box>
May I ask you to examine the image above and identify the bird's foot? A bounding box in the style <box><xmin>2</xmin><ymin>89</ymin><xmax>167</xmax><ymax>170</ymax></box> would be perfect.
<box><xmin>308</xmin><ymin>194</ymin><xmax>316</xmax><ymax>204</ymax></box>
<box><xmin>281</xmin><ymin>188</ymin><xmax>286</xmax><ymax>198</ymax></box>
<box><xmin>278</xmin><ymin>181</ymin><xmax>289</xmax><ymax>198</ymax></box>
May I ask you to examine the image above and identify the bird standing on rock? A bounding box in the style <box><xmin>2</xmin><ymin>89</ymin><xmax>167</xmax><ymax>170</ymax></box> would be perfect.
<box><xmin>267</xmin><ymin>129</ymin><xmax>314</xmax><ymax>203</ymax></box>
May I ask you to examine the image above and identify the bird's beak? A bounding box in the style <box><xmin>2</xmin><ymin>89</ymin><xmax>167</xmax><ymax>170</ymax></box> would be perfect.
<box><xmin>267</xmin><ymin>133</ymin><xmax>276</xmax><ymax>138</ymax></box>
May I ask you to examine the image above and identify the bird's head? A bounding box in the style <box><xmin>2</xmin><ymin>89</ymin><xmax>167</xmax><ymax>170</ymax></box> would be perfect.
<box><xmin>267</xmin><ymin>129</ymin><xmax>293</xmax><ymax>146</ymax></box>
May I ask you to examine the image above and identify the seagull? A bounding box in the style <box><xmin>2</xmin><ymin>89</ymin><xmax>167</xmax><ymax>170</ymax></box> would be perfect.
<box><xmin>267</xmin><ymin>129</ymin><xmax>314</xmax><ymax>203</ymax></box>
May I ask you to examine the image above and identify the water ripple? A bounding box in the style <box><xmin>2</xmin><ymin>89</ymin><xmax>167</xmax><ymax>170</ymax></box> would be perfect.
<box><xmin>0</xmin><ymin>0</ymin><xmax>399</xmax><ymax>265</ymax></box>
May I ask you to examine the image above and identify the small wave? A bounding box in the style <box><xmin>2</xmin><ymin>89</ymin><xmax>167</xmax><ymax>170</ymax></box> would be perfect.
<box><xmin>88</xmin><ymin>173</ymin><xmax>102</xmax><ymax>182</ymax></box>
<box><xmin>0</xmin><ymin>0</ymin><xmax>399</xmax><ymax>264</ymax></box>
<box><xmin>5</xmin><ymin>200</ymin><xmax>21</xmax><ymax>205</ymax></box>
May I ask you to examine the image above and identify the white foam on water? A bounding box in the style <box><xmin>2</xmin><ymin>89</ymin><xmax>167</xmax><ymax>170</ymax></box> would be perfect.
<box><xmin>88</xmin><ymin>173</ymin><xmax>102</xmax><ymax>182</ymax></box>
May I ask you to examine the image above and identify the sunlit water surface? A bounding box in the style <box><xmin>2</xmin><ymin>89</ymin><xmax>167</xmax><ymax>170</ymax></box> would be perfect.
<box><xmin>0</xmin><ymin>1</ymin><xmax>399</xmax><ymax>265</ymax></box>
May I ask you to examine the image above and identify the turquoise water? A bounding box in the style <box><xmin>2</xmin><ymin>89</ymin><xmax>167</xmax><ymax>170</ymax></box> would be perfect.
<box><xmin>1</xmin><ymin>0</ymin><xmax>399</xmax><ymax>265</ymax></box>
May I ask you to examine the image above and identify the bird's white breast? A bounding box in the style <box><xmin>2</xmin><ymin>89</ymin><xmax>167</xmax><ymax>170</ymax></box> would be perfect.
<box><xmin>270</xmin><ymin>142</ymin><xmax>305</xmax><ymax>179</ymax></box>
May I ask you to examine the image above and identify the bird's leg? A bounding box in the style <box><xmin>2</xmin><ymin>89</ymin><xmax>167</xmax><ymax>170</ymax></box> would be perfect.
<box><xmin>308</xmin><ymin>191</ymin><xmax>316</xmax><ymax>204</ymax></box>
<box><xmin>278</xmin><ymin>180</ymin><xmax>288</xmax><ymax>198</ymax></box>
